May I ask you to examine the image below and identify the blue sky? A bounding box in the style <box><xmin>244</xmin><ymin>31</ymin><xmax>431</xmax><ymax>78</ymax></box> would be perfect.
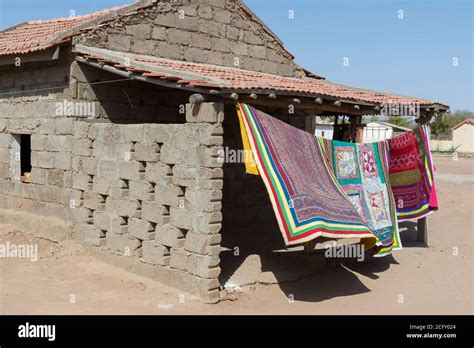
<box><xmin>0</xmin><ymin>0</ymin><xmax>472</xmax><ymax>111</ymax></box>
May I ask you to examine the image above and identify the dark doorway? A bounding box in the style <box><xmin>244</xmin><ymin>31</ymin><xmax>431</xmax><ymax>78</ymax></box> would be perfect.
<box><xmin>20</xmin><ymin>134</ymin><xmax>31</xmax><ymax>183</ymax></box>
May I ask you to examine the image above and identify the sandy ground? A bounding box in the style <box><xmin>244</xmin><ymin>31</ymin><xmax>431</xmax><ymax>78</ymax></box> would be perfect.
<box><xmin>0</xmin><ymin>156</ymin><xmax>472</xmax><ymax>314</ymax></box>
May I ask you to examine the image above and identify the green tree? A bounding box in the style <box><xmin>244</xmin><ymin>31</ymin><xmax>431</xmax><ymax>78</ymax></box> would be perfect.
<box><xmin>453</xmin><ymin>110</ymin><xmax>473</xmax><ymax>118</ymax></box>
<box><xmin>388</xmin><ymin>115</ymin><xmax>405</xmax><ymax>126</ymax></box>
<box><xmin>430</xmin><ymin>110</ymin><xmax>473</xmax><ymax>138</ymax></box>
<box><xmin>450</xmin><ymin>110</ymin><xmax>473</xmax><ymax>124</ymax></box>
<box><xmin>431</xmin><ymin>113</ymin><xmax>453</xmax><ymax>136</ymax></box>
<box><xmin>370</xmin><ymin>115</ymin><xmax>379</xmax><ymax>122</ymax></box>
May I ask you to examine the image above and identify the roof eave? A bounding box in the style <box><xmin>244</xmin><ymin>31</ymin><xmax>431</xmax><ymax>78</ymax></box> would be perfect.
<box><xmin>73</xmin><ymin>45</ymin><xmax>449</xmax><ymax>118</ymax></box>
<box><xmin>0</xmin><ymin>45</ymin><xmax>63</xmax><ymax>64</ymax></box>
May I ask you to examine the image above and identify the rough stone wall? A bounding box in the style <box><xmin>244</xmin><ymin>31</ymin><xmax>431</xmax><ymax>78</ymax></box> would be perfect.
<box><xmin>70</xmin><ymin>61</ymin><xmax>193</xmax><ymax>123</ymax></box>
<box><xmin>0</xmin><ymin>48</ymin><xmax>76</xmax><ymax>240</ymax></box>
<box><xmin>75</xmin><ymin>0</ymin><xmax>304</xmax><ymax>77</ymax></box>
<box><xmin>0</xmin><ymin>41</ymin><xmax>226</xmax><ymax>300</ymax></box>
<box><xmin>69</xmin><ymin>103</ymin><xmax>224</xmax><ymax>301</ymax></box>
<box><xmin>0</xmin><ymin>53</ymin><xmax>224</xmax><ymax>300</ymax></box>
<box><xmin>0</xmin><ymin>27</ymin><xmax>309</xmax><ymax>301</ymax></box>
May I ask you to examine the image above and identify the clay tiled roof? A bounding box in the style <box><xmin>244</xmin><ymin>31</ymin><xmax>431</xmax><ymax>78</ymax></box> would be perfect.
<box><xmin>76</xmin><ymin>45</ymin><xmax>449</xmax><ymax>110</ymax></box>
<box><xmin>0</xmin><ymin>0</ymin><xmax>295</xmax><ymax>60</ymax></box>
<box><xmin>0</xmin><ymin>5</ymin><xmax>134</xmax><ymax>56</ymax></box>
<box><xmin>1</xmin><ymin>1</ymin><xmax>449</xmax><ymax>111</ymax></box>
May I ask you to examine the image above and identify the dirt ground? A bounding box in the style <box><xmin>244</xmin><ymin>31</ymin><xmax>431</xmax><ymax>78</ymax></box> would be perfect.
<box><xmin>0</xmin><ymin>156</ymin><xmax>472</xmax><ymax>314</ymax></box>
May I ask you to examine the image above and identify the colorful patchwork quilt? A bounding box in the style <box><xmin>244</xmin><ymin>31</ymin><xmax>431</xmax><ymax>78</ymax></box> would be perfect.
<box><xmin>388</xmin><ymin>125</ymin><xmax>438</xmax><ymax>220</ymax></box>
<box><xmin>321</xmin><ymin>139</ymin><xmax>401</xmax><ymax>256</ymax></box>
<box><xmin>236</xmin><ymin>103</ymin><xmax>437</xmax><ymax>257</ymax></box>
<box><xmin>236</xmin><ymin>103</ymin><xmax>378</xmax><ymax>246</ymax></box>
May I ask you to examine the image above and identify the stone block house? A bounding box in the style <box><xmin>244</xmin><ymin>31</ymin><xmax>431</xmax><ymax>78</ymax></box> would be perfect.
<box><xmin>0</xmin><ymin>0</ymin><xmax>447</xmax><ymax>302</ymax></box>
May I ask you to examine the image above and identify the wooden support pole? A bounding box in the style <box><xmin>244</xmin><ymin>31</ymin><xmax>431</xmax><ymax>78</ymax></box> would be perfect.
<box><xmin>333</xmin><ymin>115</ymin><xmax>340</xmax><ymax>140</ymax></box>
<box><xmin>414</xmin><ymin>109</ymin><xmax>435</xmax><ymax>247</ymax></box>
<box><xmin>304</xmin><ymin>239</ymin><xmax>317</xmax><ymax>255</ymax></box>
<box><xmin>417</xmin><ymin>218</ymin><xmax>428</xmax><ymax>246</ymax></box>
<box><xmin>305</xmin><ymin>115</ymin><xmax>315</xmax><ymax>134</ymax></box>
<box><xmin>349</xmin><ymin>116</ymin><xmax>358</xmax><ymax>142</ymax></box>
<box><xmin>355</xmin><ymin>115</ymin><xmax>364</xmax><ymax>142</ymax></box>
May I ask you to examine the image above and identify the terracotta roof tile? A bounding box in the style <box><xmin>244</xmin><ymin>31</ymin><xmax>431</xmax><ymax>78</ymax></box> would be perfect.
<box><xmin>0</xmin><ymin>6</ymin><xmax>128</xmax><ymax>56</ymax></box>
<box><xmin>0</xmin><ymin>1</ymin><xmax>449</xmax><ymax>110</ymax></box>
<box><xmin>76</xmin><ymin>46</ymin><xmax>448</xmax><ymax>109</ymax></box>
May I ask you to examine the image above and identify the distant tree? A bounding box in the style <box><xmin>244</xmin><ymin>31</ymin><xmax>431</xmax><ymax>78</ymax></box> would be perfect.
<box><xmin>456</xmin><ymin>110</ymin><xmax>473</xmax><ymax>117</ymax></box>
<box><xmin>370</xmin><ymin>115</ymin><xmax>379</xmax><ymax>122</ymax></box>
<box><xmin>319</xmin><ymin>115</ymin><xmax>335</xmax><ymax>122</ymax></box>
<box><xmin>431</xmin><ymin>113</ymin><xmax>453</xmax><ymax>137</ymax></box>
<box><xmin>450</xmin><ymin>110</ymin><xmax>473</xmax><ymax>124</ymax></box>
<box><xmin>429</xmin><ymin>110</ymin><xmax>472</xmax><ymax>138</ymax></box>
<box><xmin>387</xmin><ymin>115</ymin><xmax>405</xmax><ymax>126</ymax></box>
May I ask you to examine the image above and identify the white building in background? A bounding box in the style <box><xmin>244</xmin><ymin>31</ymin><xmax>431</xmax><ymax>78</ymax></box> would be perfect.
<box><xmin>452</xmin><ymin>119</ymin><xmax>474</xmax><ymax>153</ymax></box>
<box><xmin>314</xmin><ymin>123</ymin><xmax>334</xmax><ymax>139</ymax></box>
<box><xmin>314</xmin><ymin>116</ymin><xmax>334</xmax><ymax>139</ymax></box>
<box><xmin>430</xmin><ymin>119</ymin><xmax>473</xmax><ymax>154</ymax></box>
<box><xmin>362</xmin><ymin>121</ymin><xmax>411</xmax><ymax>143</ymax></box>
<box><xmin>313</xmin><ymin>118</ymin><xmax>412</xmax><ymax>142</ymax></box>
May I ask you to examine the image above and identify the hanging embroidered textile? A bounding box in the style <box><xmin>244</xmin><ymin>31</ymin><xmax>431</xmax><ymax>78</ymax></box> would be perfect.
<box><xmin>236</xmin><ymin>103</ymin><xmax>378</xmax><ymax>246</ymax></box>
<box><xmin>320</xmin><ymin>138</ymin><xmax>401</xmax><ymax>256</ymax></box>
<box><xmin>388</xmin><ymin>125</ymin><xmax>438</xmax><ymax>220</ymax></box>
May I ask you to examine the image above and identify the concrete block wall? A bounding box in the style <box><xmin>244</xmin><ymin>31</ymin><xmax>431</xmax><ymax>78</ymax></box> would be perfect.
<box><xmin>68</xmin><ymin>102</ymin><xmax>224</xmax><ymax>301</ymax></box>
<box><xmin>221</xmin><ymin>104</ymin><xmax>307</xmax><ymax>226</ymax></box>
<box><xmin>75</xmin><ymin>0</ymin><xmax>304</xmax><ymax>77</ymax></box>
<box><xmin>0</xmin><ymin>105</ymin><xmax>77</xmax><ymax>240</ymax></box>
<box><xmin>0</xmin><ymin>51</ymin><xmax>309</xmax><ymax>300</ymax></box>
<box><xmin>0</xmin><ymin>49</ymin><xmax>70</xmax><ymax>94</ymax></box>
<box><xmin>70</xmin><ymin>62</ymin><xmax>193</xmax><ymax>123</ymax></box>
<box><xmin>219</xmin><ymin>104</ymin><xmax>311</xmax><ymax>269</ymax></box>
<box><xmin>0</xmin><ymin>49</ymin><xmax>76</xmax><ymax>240</ymax></box>
<box><xmin>1</xmin><ymin>52</ymin><xmax>225</xmax><ymax>300</ymax></box>
<box><xmin>221</xmin><ymin>104</ymin><xmax>269</xmax><ymax>225</ymax></box>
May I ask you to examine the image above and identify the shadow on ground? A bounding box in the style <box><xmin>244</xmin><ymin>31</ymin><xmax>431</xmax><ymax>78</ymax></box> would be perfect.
<box><xmin>398</xmin><ymin>221</ymin><xmax>426</xmax><ymax>247</ymax></box>
<box><xmin>219</xmin><ymin>211</ymin><xmax>406</xmax><ymax>303</ymax></box>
